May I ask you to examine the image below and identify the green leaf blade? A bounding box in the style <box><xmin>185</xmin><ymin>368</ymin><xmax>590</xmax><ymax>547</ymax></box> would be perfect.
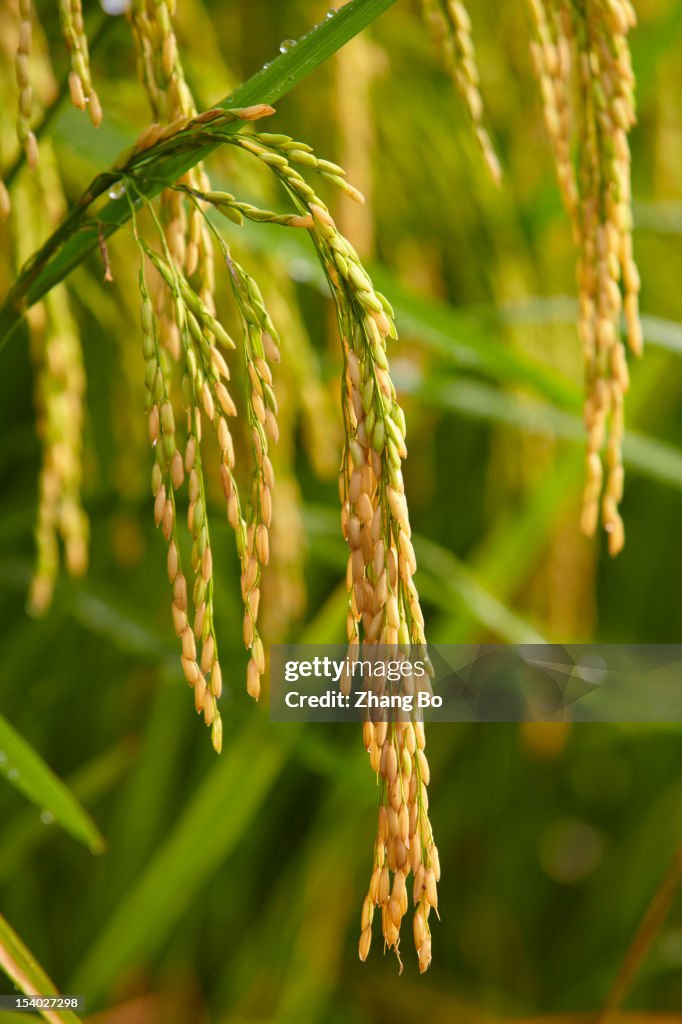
<box><xmin>70</xmin><ymin>719</ymin><xmax>287</xmax><ymax>1000</ymax></box>
<box><xmin>0</xmin><ymin>715</ymin><xmax>105</xmax><ymax>854</ymax></box>
<box><xmin>0</xmin><ymin>915</ymin><xmax>81</xmax><ymax>1024</ymax></box>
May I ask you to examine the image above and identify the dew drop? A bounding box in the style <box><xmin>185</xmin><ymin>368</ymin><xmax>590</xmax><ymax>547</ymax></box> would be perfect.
<box><xmin>262</xmin><ymin>62</ymin><xmax>271</xmax><ymax>70</ymax></box>
<box><xmin>326</xmin><ymin>8</ymin><xmax>338</xmax><ymax>18</ymax></box>
<box><xmin>279</xmin><ymin>39</ymin><xmax>296</xmax><ymax>53</ymax></box>
<box><xmin>108</xmin><ymin>181</ymin><xmax>126</xmax><ymax>200</ymax></box>
<box><xmin>40</xmin><ymin>810</ymin><xmax>55</xmax><ymax>825</ymax></box>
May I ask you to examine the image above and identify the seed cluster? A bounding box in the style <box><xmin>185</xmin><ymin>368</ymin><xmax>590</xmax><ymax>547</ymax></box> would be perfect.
<box><xmin>421</xmin><ymin>0</ymin><xmax>501</xmax><ymax>183</ymax></box>
<box><xmin>136</xmin><ymin>250</ymin><xmax>221</xmax><ymax>749</ymax></box>
<box><xmin>9</xmin><ymin>147</ymin><xmax>88</xmax><ymax>615</ymax></box>
<box><xmin>134</xmin><ymin>216</ymin><xmax>234</xmax><ymax>750</ymax></box>
<box><xmin>58</xmin><ymin>0</ymin><xmax>102</xmax><ymax>126</ymax></box>
<box><xmin>1</xmin><ymin>0</ymin><xmax>103</xmax><ymax>220</ymax></box>
<box><xmin>125</xmin><ymin>1</ymin><xmax>279</xmax><ymax>729</ymax></box>
<box><xmin>28</xmin><ymin>276</ymin><xmax>88</xmax><ymax>616</ymax></box>
<box><xmin>217</xmin><ymin>247</ymin><xmax>280</xmax><ymax>703</ymax></box>
<box><xmin>126</xmin><ymin>156</ymin><xmax>291</xmax><ymax>738</ymax></box>
<box><xmin>15</xmin><ymin>0</ymin><xmax>37</xmax><ymax>170</ymax></box>
<box><xmin>359</xmin><ymin>717</ymin><xmax>439</xmax><ymax>974</ymax></box>
<box><xmin>219</xmin><ymin>129</ymin><xmax>440</xmax><ymax>971</ymax></box>
<box><xmin>129</xmin><ymin>0</ymin><xmax>190</xmax><ymax>123</ymax></box>
<box><xmin>528</xmin><ymin>0</ymin><xmax>641</xmax><ymax>555</ymax></box>
<box><xmin>255</xmin><ymin>281</ymin><xmax>332</xmax><ymax>642</ymax></box>
<box><xmin>322</xmin><ymin>224</ymin><xmax>440</xmax><ymax>973</ymax></box>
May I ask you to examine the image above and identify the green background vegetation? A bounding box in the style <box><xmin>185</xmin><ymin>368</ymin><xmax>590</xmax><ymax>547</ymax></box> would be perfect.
<box><xmin>1</xmin><ymin>0</ymin><xmax>682</xmax><ymax>1020</ymax></box>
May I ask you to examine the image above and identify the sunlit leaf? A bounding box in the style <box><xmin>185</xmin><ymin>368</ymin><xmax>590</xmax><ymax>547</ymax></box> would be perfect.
<box><xmin>0</xmin><ymin>914</ymin><xmax>81</xmax><ymax>1024</ymax></box>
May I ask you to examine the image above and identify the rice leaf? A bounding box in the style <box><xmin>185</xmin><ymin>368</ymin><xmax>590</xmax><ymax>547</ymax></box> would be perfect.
<box><xmin>0</xmin><ymin>914</ymin><xmax>81</xmax><ymax>1024</ymax></box>
<box><xmin>0</xmin><ymin>715</ymin><xmax>105</xmax><ymax>855</ymax></box>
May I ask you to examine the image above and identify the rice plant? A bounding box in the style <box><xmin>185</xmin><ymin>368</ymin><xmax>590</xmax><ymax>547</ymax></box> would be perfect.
<box><xmin>0</xmin><ymin>0</ymin><xmax>680</xmax><ymax>1018</ymax></box>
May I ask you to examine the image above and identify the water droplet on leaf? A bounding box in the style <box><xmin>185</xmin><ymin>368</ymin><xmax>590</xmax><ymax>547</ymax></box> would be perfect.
<box><xmin>326</xmin><ymin>8</ymin><xmax>338</xmax><ymax>18</ymax></box>
<box><xmin>279</xmin><ymin>39</ymin><xmax>296</xmax><ymax>53</ymax></box>
<box><xmin>40</xmin><ymin>810</ymin><xmax>55</xmax><ymax>825</ymax></box>
<box><xmin>108</xmin><ymin>181</ymin><xmax>126</xmax><ymax>200</ymax></box>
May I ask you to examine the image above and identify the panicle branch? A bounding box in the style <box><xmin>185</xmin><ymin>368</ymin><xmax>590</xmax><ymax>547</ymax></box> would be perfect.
<box><xmin>58</xmin><ymin>0</ymin><xmax>102</xmax><ymax>126</ymax></box>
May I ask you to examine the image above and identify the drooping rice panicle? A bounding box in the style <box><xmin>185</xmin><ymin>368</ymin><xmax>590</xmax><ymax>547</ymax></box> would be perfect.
<box><xmin>421</xmin><ymin>0</ymin><xmax>501</xmax><ymax>183</ymax></box>
<box><xmin>11</xmin><ymin>146</ymin><xmax>88</xmax><ymax>614</ymax></box>
<box><xmin>209</xmin><ymin>130</ymin><xmax>440</xmax><ymax>971</ymax></box>
<box><xmin>128</xmin><ymin>188</ymin><xmax>229</xmax><ymax>753</ymax></box>
<box><xmin>528</xmin><ymin>0</ymin><xmax>641</xmax><ymax>555</ymax></box>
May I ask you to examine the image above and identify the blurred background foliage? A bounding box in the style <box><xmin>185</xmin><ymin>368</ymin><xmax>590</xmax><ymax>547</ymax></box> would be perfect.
<box><xmin>1</xmin><ymin>0</ymin><xmax>682</xmax><ymax>1021</ymax></box>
